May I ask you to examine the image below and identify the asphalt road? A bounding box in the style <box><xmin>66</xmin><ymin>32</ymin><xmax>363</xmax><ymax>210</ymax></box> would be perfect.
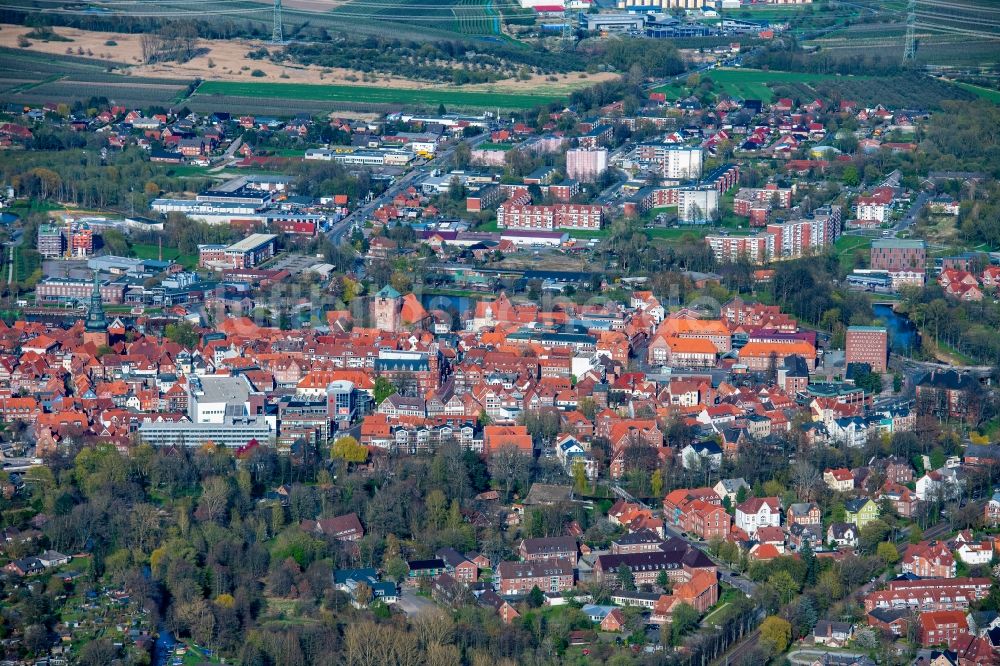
<box><xmin>892</xmin><ymin>190</ymin><xmax>931</xmax><ymax>236</ymax></box>
<box><xmin>326</xmin><ymin>132</ymin><xmax>489</xmax><ymax>246</ymax></box>
<box><xmin>611</xmin><ymin>485</ymin><xmax>758</xmax><ymax>597</ymax></box>
<box><xmin>396</xmin><ymin>587</ymin><xmax>439</xmax><ymax>616</ymax></box>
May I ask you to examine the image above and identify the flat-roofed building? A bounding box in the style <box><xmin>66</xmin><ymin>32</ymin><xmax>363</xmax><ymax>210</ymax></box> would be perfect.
<box><xmin>870</xmin><ymin>239</ymin><xmax>926</xmax><ymax>274</ymax></box>
<box><xmin>200</xmin><ymin>233</ymin><xmax>277</xmax><ymax>270</ymax></box>
<box><xmin>35</xmin><ymin>277</ymin><xmax>125</xmax><ymax>305</ymax></box>
<box><xmin>846</xmin><ymin>325</ymin><xmax>888</xmax><ymax>372</ymax></box>
<box><xmin>138</xmin><ymin>416</ymin><xmax>273</xmax><ymax>448</ymax></box>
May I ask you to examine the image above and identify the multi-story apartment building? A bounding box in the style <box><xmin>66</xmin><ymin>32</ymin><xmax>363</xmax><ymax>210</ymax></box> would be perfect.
<box><xmin>518</xmin><ymin>537</ymin><xmax>578</xmax><ymax>567</ymax></box>
<box><xmin>846</xmin><ymin>325</ymin><xmax>889</xmax><ymax>372</ymax></box>
<box><xmin>637</xmin><ymin>145</ymin><xmax>703</xmax><ymax>180</ymax></box>
<box><xmin>870</xmin><ymin>238</ymin><xmax>926</xmax><ymax>274</ymax></box>
<box><xmin>496</xmin><ymin>202</ymin><xmax>604</xmax><ymax>231</ymax></box>
<box><xmin>733</xmin><ymin>185</ymin><xmax>793</xmax><ymax>214</ymax></box>
<box><xmin>565</xmin><ymin>148</ymin><xmax>608</xmax><ymax>182</ymax></box>
<box><xmin>35</xmin><ymin>277</ymin><xmax>126</xmax><ymax>305</ymax></box>
<box><xmin>707</xmin><ymin>206</ymin><xmax>841</xmax><ymax>264</ymax></box>
<box><xmin>495</xmin><ymin>559</ymin><xmax>574</xmax><ymax>595</ymax></box>
<box><xmin>918</xmin><ymin>611</ymin><xmax>970</xmax><ymax>648</ymax></box>
<box><xmin>37</xmin><ymin>224</ymin><xmax>65</xmax><ymax>258</ymax></box>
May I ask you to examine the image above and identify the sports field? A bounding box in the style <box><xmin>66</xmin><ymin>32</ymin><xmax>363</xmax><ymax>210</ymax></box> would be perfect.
<box><xmin>195</xmin><ymin>80</ymin><xmax>562</xmax><ymax>109</ymax></box>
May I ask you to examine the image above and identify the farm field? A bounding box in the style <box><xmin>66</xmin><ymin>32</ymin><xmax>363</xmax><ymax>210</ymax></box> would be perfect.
<box><xmin>655</xmin><ymin>66</ymin><xmax>981</xmax><ymax>110</ymax></box>
<box><xmin>0</xmin><ymin>45</ymin><xmax>192</xmax><ymax>108</ymax></box>
<box><xmin>0</xmin><ymin>22</ymin><xmax>611</xmax><ymax>113</ymax></box>
<box><xmin>802</xmin><ymin>0</ymin><xmax>1000</xmax><ymax>67</ymax></box>
<box><xmin>654</xmin><ymin>68</ymin><xmax>855</xmax><ymax>102</ymax></box>
<box><xmin>328</xmin><ymin>0</ymin><xmax>529</xmax><ymax>35</ymax></box>
<box><xmin>195</xmin><ymin>80</ymin><xmax>564</xmax><ymax>109</ymax></box>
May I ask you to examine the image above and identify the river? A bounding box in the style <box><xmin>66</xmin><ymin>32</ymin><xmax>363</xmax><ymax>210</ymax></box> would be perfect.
<box><xmin>873</xmin><ymin>303</ymin><xmax>919</xmax><ymax>356</ymax></box>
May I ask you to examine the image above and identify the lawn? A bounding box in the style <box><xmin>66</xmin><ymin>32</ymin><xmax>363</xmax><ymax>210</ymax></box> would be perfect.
<box><xmin>645</xmin><ymin>228</ymin><xmax>707</xmax><ymax>241</ymax></box>
<box><xmin>161</xmin><ymin>164</ymin><xmax>216</xmax><ymax>178</ymax></box>
<box><xmin>702</xmin><ymin>584</ymin><xmax>744</xmax><ymax>626</ymax></box>
<box><xmin>13</xmin><ymin>247</ymin><xmax>41</xmax><ymax>285</ymax></box>
<box><xmin>566</xmin><ymin>228</ymin><xmax>610</xmax><ymax>240</ymax></box>
<box><xmin>477</xmin><ymin>142</ymin><xmax>514</xmax><ymax>151</ymax></box>
<box><xmin>131</xmin><ymin>243</ymin><xmax>198</xmax><ymax>269</ymax></box>
<box><xmin>834</xmin><ymin>235</ymin><xmax>872</xmax><ymax>270</ymax></box>
<box><xmin>834</xmin><ymin>235</ymin><xmax>873</xmax><ymax>254</ymax></box>
<box><xmin>950</xmin><ymin>81</ymin><xmax>1000</xmax><ymax>104</ymax></box>
<box><xmin>195</xmin><ymin>80</ymin><xmax>562</xmax><ymax>110</ymax></box>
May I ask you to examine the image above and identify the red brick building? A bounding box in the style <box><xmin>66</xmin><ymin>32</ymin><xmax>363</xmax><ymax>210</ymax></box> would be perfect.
<box><xmin>593</xmin><ymin>539</ymin><xmax>717</xmax><ymax>586</ymax></box>
<box><xmin>919</xmin><ymin>610</ymin><xmax>970</xmax><ymax>648</ymax></box>
<box><xmin>518</xmin><ymin>536</ymin><xmax>578</xmax><ymax>567</ymax></box>
<box><xmin>495</xmin><ymin>558</ymin><xmax>574</xmax><ymax>596</ymax></box>
<box><xmin>846</xmin><ymin>326</ymin><xmax>889</xmax><ymax>373</ymax></box>
<box><xmin>870</xmin><ymin>238</ymin><xmax>926</xmax><ymax>274</ymax></box>
<box><xmin>681</xmin><ymin>500</ymin><xmax>731</xmax><ymax>540</ymax></box>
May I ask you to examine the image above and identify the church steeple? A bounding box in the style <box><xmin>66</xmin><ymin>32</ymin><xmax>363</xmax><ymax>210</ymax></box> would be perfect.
<box><xmin>85</xmin><ymin>272</ymin><xmax>107</xmax><ymax>333</ymax></box>
<box><xmin>82</xmin><ymin>272</ymin><xmax>109</xmax><ymax>348</ymax></box>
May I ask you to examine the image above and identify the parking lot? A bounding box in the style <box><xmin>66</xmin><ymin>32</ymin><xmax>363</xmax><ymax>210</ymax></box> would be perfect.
<box><xmin>265</xmin><ymin>252</ymin><xmax>321</xmax><ymax>276</ymax></box>
<box><xmin>396</xmin><ymin>587</ymin><xmax>440</xmax><ymax>617</ymax></box>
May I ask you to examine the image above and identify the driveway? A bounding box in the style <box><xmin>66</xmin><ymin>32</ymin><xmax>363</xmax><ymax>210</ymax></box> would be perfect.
<box><xmin>396</xmin><ymin>587</ymin><xmax>439</xmax><ymax>616</ymax></box>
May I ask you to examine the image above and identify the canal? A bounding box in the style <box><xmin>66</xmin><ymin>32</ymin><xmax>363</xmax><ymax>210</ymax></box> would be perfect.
<box><xmin>873</xmin><ymin>303</ymin><xmax>919</xmax><ymax>356</ymax></box>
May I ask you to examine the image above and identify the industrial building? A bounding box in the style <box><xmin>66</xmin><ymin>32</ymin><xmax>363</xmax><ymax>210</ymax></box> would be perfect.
<box><xmin>199</xmin><ymin>234</ymin><xmax>277</xmax><ymax>270</ymax></box>
<box><xmin>582</xmin><ymin>13</ymin><xmax>646</xmax><ymax>32</ymax></box>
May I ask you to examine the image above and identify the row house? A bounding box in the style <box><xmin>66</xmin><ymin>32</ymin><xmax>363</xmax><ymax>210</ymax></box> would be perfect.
<box><xmin>864</xmin><ymin>578</ymin><xmax>992</xmax><ymax>613</ymax></box>
<box><xmin>0</xmin><ymin>397</ymin><xmax>41</xmax><ymax>422</ymax></box>
<box><xmin>391</xmin><ymin>422</ymin><xmax>478</xmax><ymax>455</ymax></box>
<box><xmin>903</xmin><ymin>541</ymin><xmax>957</xmax><ymax>578</ymax></box>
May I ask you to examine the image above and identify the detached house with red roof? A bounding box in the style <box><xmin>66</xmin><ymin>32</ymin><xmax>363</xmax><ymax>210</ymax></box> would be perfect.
<box><xmin>824</xmin><ymin>467</ymin><xmax>855</xmax><ymax>493</ymax></box>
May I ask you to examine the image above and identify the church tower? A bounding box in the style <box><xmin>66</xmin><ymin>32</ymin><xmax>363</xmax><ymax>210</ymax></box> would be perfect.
<box><xmin>371</xmin><ymin>284</ymin><xmax>402</xmax><ymax>332</ymax></box>
<box><xmin>82</xmin><ymin>273</ymin><xmax>109</xmax><ymax>348</ymax></box>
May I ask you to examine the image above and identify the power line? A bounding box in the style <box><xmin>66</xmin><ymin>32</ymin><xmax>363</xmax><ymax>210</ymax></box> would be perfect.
<box><xmin>272</xmin><ymin>0</ymin><xmax>282</xmax><ymax>43</ymax></box>
<box><xmin>0</xmin><ymin>3</ymin><xmax>272</xmax><ymax>15</ymax></box>
<box><xmin>903</xmin><ymin>0</ymin><xmax>916</xmax><ymax>60</ymax></box>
